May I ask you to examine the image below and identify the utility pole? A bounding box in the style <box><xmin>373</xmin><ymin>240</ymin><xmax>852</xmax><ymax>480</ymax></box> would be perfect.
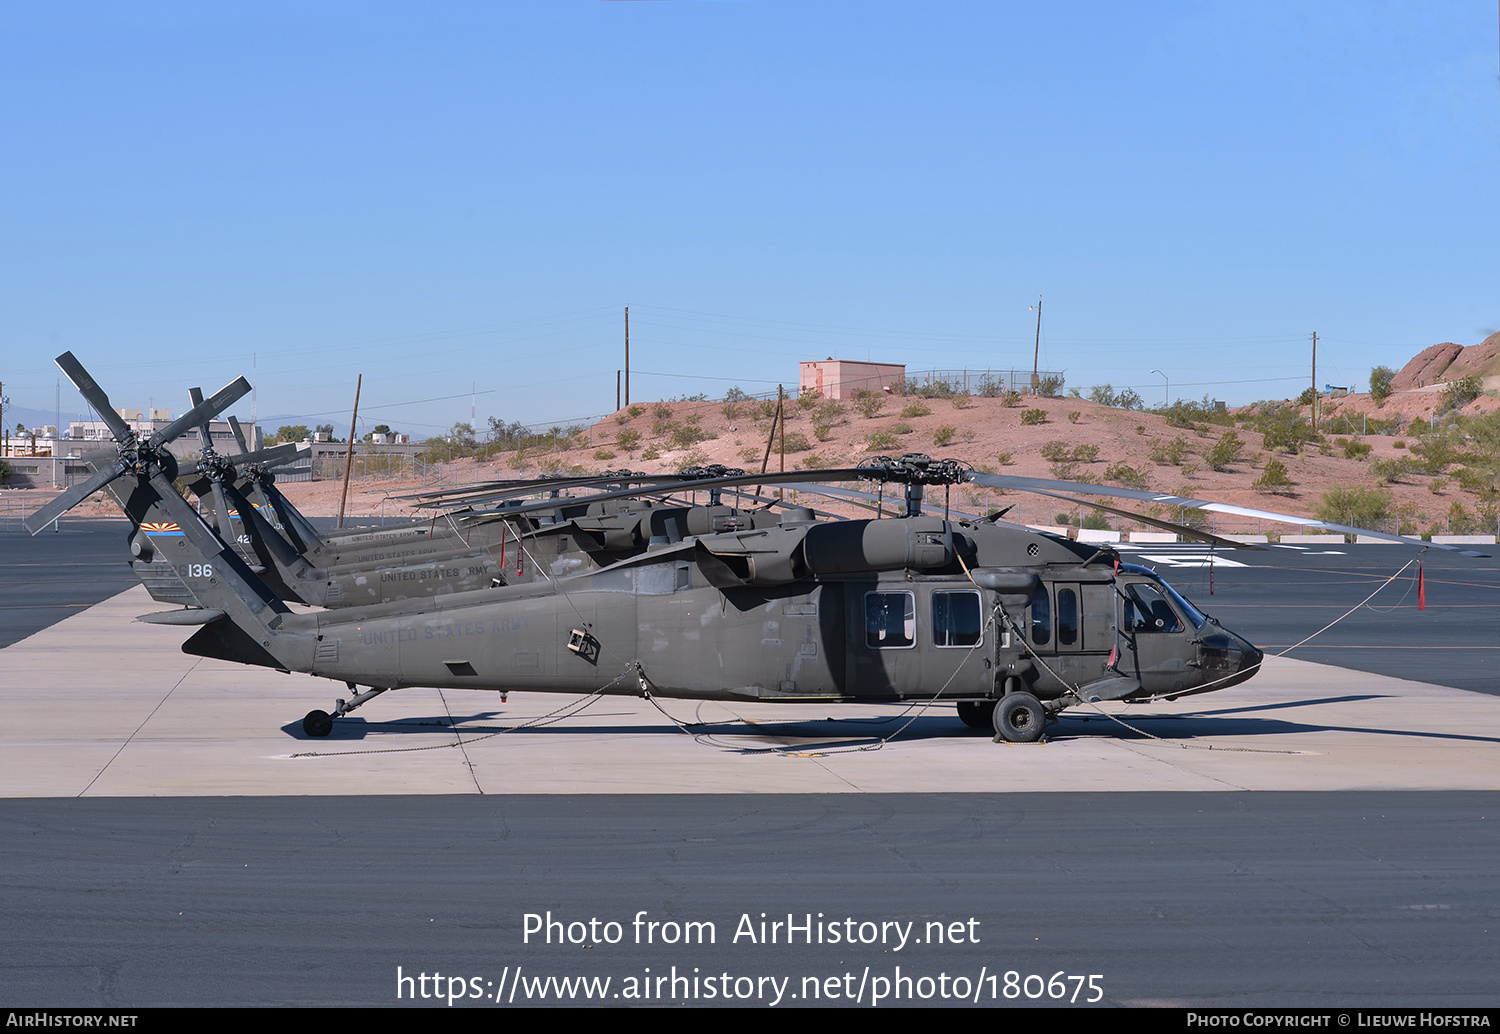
<box><xmin>624</xmin><ymin>306</ymin><xmax>630</xmax><ymax>406</ymax></box>
<box><xmin>1030</xmin><ymin>297</ymin><xmax>1042</xmax><ymax>393</ymax></box>
<box><xmin>616</xmin><ymin>370</ymin><xmax>621</xmax><ymax>412</ymax></box>
<box><xmin>338</xmin><ymin>374</ymin><xmax>362</xmax><ymax>529</ymax></box>
<box><xmin>1310</xmin><ymin>331</ymin><xmax>1318</xmax><ymax>432</ymax></box>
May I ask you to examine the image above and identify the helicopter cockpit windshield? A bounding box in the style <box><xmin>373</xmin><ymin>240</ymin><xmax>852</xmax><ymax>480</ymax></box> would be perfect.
<box><xmin>1117</xmin><ymin>563</ymin><xmax>1208</xmax><ymax>633</ymax></box>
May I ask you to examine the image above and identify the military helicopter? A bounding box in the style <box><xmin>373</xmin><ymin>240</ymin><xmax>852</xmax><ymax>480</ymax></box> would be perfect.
<box><xmin>29</xmin><ymin>352</ymin><xmax>1462</xmax><ymax>745</ymax></box>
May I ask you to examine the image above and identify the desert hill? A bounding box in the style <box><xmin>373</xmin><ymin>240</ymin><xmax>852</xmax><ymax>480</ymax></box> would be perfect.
<box><xmin>22</xmin><ymin>336</ymin><xmax>1500</xmax><ymax>539</ymax></box>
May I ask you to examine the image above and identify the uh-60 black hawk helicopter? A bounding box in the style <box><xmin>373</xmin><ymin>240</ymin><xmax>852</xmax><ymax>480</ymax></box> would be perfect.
<box><xmin>30</xmin><ymin>352</ymin><xmax>1468</xmax><ymax>744</ymax></box>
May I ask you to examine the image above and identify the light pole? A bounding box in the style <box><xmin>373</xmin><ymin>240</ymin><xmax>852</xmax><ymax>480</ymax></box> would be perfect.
<box><xmin>1150</xmin><ymin>369</ymin><xmax>1168</xmax><ymax>408</ymax></box>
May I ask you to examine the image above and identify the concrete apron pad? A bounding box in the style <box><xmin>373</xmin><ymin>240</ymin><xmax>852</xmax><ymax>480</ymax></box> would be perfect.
<box><xmin>4</xmin><ymin>585</ymin><xmax>1500</xmax><ymax>797</ymax></box>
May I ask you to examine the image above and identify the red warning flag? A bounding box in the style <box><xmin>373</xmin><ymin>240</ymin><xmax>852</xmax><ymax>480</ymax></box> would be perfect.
<box><xmin>1417</xmin><ymin>564</ymin><xmax>1426</xmax><ymax>610</ymax></box>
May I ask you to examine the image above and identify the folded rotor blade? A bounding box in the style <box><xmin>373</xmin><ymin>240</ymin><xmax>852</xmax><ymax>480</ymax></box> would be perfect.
<box><xmin>967</xmin><ymin>471</ymin><xmax>1486</xmax><ymax>556</ymax></box>
<box><xmin>227</xmin><ymin>415</ymin><xmax>251</xmax><ymax>454</ymax></box>
<box><xmin>178</xmin><ymin>442</ymin><xmax>306</xmax><ymax>479</ymax></box>
<box><xmin>147</xmin><ymin>376</ymin><xmax>251</xmax><ymax>451</ymax></box>
<box><xmin>22</xmin><ymin>460</ymin><xmax>128</xmax><ymax>534</ymax></box>
<box><xmin>54</xmin><ymin>352</ymin><xmax>133</xmax><ymax>441</ymax></box>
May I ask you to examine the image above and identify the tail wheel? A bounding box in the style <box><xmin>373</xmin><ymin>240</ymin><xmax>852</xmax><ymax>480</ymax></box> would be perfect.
<box><xmin>993</xmin><ymin>692</ymin><xmax>1046</xmax><ymax>743</ymax></box>
<box><xmin>956</xmin><ymin>700</ymin><xmax>996</xmax><ymax>730</ymax></box>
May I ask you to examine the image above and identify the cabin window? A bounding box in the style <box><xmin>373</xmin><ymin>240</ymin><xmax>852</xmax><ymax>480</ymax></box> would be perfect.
<box><xmin>1029</xmin><ymin>586</ymin><xmax>1051</xmax><ymax>646</ymax></box>
<box><xmin>1057</xmin><ymin>587</ymin><xmax>1079</xmax><ymax>646</ymax></box>
<box><xmin>1123</xmin><ymin>583</ymin><xmax>1182</xmax><ymax>633</ymax></box>
<box><xmin>865</xmin><ymin>591</ymin><xmax>916</xmax><ymax>649</ymax></box>
<box><xmin>932</xmin><ymin>590</ymin><xmax>982</xmax><ymax>648</ymax></box>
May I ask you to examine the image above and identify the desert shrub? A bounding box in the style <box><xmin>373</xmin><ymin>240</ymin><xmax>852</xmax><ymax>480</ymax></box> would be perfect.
<box><xmin>722</xmin><ymin>401</ymin><xmax>741</xmax><ymax>421</ymax></box>
<box><xmin>1440</xmin><ymin>375</ymin><xmax>1484</xmax><ymax>412</ymax></box>
<box><xmin>780</xmin><ymin>431</ymin><xmax>812</xmax><ymax>452</ymax></box>
<box><xmin>866</xmin><ymin>430</ymin><xmax>898</xmax><ymax>451</ymax></box>
<box><xmin>1369</xmin><ymin>366</ymin><xmax>1395</xmax><ymax>405</ymax></box>
<box><xmin>1409</xmin><ymin>435</ymin><xmax>1460</xmax><ymax>474</ymax></box>
<box><xmin>891</xmin><ymin>422</ymin><xmax>913</xmax><ymax>435</ymax></box>
<box><xmin>1259</xmin><ymin>410</ymin><xmax>1320</xmax><ymax>454</ymax></box>
<box><xmin>1020</xmin><ymin>408</ymin><xmax>1047</xmax><ymax>425</ymax></box>
<box><xmin>1317</xmin><ymin>486</ymin><xmax>1392</xmax><ymax>527</ymax></box>
<box><xmin>615</xmin><ymin>429</ymin><xmax>641</xmax><ymax>452</ymax></box>
<box><xmin>852</xmin><ymin>390</ymin><xmax>885</xmax><ymax>419</ymax></box>
<box><xmin>996</xmin><ymin>451</ymin><xmax>1013</xmax><ymax>466</ymax></box>
<box><xmin>1252</xmin><ymin>459</ymin><xmax>1294</xmax><ymax>494</ymax></box>
<box><xmin>1160</xmin><ymin>395</ymin><xmax>1234</xmax><ymax>429</ymax></box>
<box><xmin>1446</xmin><ymin>500</ymin><xmax>1480</xmax><ymax>534</ymax></box>
<box><xmin>670</xmin><ymin>424</ymin><xmax>714</xmax><ymax>450</ymax></box>
<box><xmin>1067</xmin><ymin>411</ymin><xmax>1081</xmax><ymax>424</ymax></box>
<box><xmin>951</xmin><ymin>393</ymin><xmax>973</xmax><ymax>410</ymax></box>
<box><xmin>1149</xmin><ymin>436</ymin><xmax>1188</xmax><ymax>466</ymax></box>
<box><xmin>1036</xmin><ymin>374</ymin><xmax>1064</xmax><ymax>397</ymax></box>
<box><xmin>801</xmin><ymin>453</ymin><xmax>836</xmax><ymax>469</ymax></box>
<box><xmin>1087</xmin><ymin>384</ymin><xmax>1144</xmax><ymax>410</ymax></box>
<box><xmin>1104</xmin><ymin>462</ymin><xmax>1149</xmax><ymax>489</ymax></box>
<box><xmin>627</xmin><ymin>404</ymin><xmax>645</xmax><ymax>418</ymax></box>
<box><xmin>813</xmin><ymin>399</ymin><xmax>845</xmax><ymax>424</ymax></box>
<box><xmin>1339</xmin><ymin>438</ymin><xmax>1372</xmax><ymax>460</ymax></box>
<box><xmin>933</xmin><ymin>425</ymin><xmax>956</xmax><ymax>447</ymax></box>
<box><xmin>1000</xmin><ymin>390</ymin><xmax>1022</xmax><ymax>408</ymax></box>
<box><xmin>653</xmin><ymin>402</ymin><xmax>673</xmax><ymax>420</ymax></box>
<box><xmin>1207</xmin><ymin>430</ymin><xmax>1245</xmax><ymax>471</ymax></box>
<box><xmin>640</xmin><ymin>445</ymin><xmax>660</xmax><ymax>461</ymax></box>
<box><xmin>1370</xmin><ymin>456</ymin><xmax>1417</xmax><ymax>485</ymax></box>
<box><xmin>593</xmin><ymin>449</ymin><xmax>616</xmax><ymax>461</ymax></box>
<box><xmin>900</xmin><ymin>402</ymin><xmax>931</xmax><ymax>419</ymax></box>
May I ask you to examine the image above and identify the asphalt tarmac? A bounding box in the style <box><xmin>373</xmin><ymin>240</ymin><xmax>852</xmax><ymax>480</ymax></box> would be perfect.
<box><xmin>3</xmin><ymin>793</ymin><xmax>1496</xmax><ymax>1008</ymax></box>
<box><xmin>0</xmin><ymin>518</ymin><xmax>136</xmax><ymax>648</ymax></box>
<box><xmin>2</xmin><ymin>519</ymin><xmax>1498</xmax><ymax>1008</ymax></box>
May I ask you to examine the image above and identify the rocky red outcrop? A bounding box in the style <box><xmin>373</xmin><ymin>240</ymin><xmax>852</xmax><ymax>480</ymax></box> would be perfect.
<box><xmin>1443</xmin><ymin>333</ymin><xmax>1500</xmax><ymax>381</ymax></box>
<box><xmin>1391</xmin><ymin>342</ymin><xmax>1462</xmax><ymax>391</ymax></box>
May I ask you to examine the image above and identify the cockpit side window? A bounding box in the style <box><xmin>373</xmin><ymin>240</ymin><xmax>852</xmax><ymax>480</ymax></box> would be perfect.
<box><xmin>1123</xmin><ymin>583</ymin><xmax>1182</xmax><ymax>633</ymax></box>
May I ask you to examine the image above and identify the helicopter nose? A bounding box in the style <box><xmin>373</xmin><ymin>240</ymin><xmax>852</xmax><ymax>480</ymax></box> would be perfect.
<box><xmin>1196</xmin><ymin>627</ymin><xmax>1263</xmax><ymax>690</ymax></box>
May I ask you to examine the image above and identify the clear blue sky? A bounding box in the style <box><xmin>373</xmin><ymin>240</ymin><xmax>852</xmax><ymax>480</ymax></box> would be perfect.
<box><xmin>1</xmin><ymin>2</ymin><xmax>1495</xmax><ymax>439</ymax></box>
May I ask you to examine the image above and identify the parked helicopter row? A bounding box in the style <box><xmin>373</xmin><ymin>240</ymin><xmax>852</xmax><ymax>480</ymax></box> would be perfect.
<box><xmin>27</xmin><ymin>352</ymin><xmax>1462</xmax><ymax>744</ymax></box>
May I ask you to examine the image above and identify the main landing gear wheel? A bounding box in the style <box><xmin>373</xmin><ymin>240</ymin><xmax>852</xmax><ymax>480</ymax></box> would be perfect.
<box><xmin>302</xmin><ymin>709</ymin><xmax>333</xmax><ymax>737</ymax></box>
<box><xmin>956</xmin><ymin>700</ymin><xmax>996</xmax><ymax>730</ymax></box>
<box><xmin>993</xmin><ymin>692</ymin><xmax>1046</xmax><ymax>744</ymax></box>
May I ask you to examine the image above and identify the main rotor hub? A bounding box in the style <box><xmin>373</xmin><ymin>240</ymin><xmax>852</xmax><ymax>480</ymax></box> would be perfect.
<box><xmin>201</xmin><ymin>453</ymin><xmax>236</xmax><ymax>484</ymax></box>
<box><xmin>677</xmin><ymin>464</ymin><xmax>746</xmax><ymax>480</ymax></box>
<box><xmin>856</xmin><ymin>454</ymin><xmax>971</xmax><ymax>487</ymax></box>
